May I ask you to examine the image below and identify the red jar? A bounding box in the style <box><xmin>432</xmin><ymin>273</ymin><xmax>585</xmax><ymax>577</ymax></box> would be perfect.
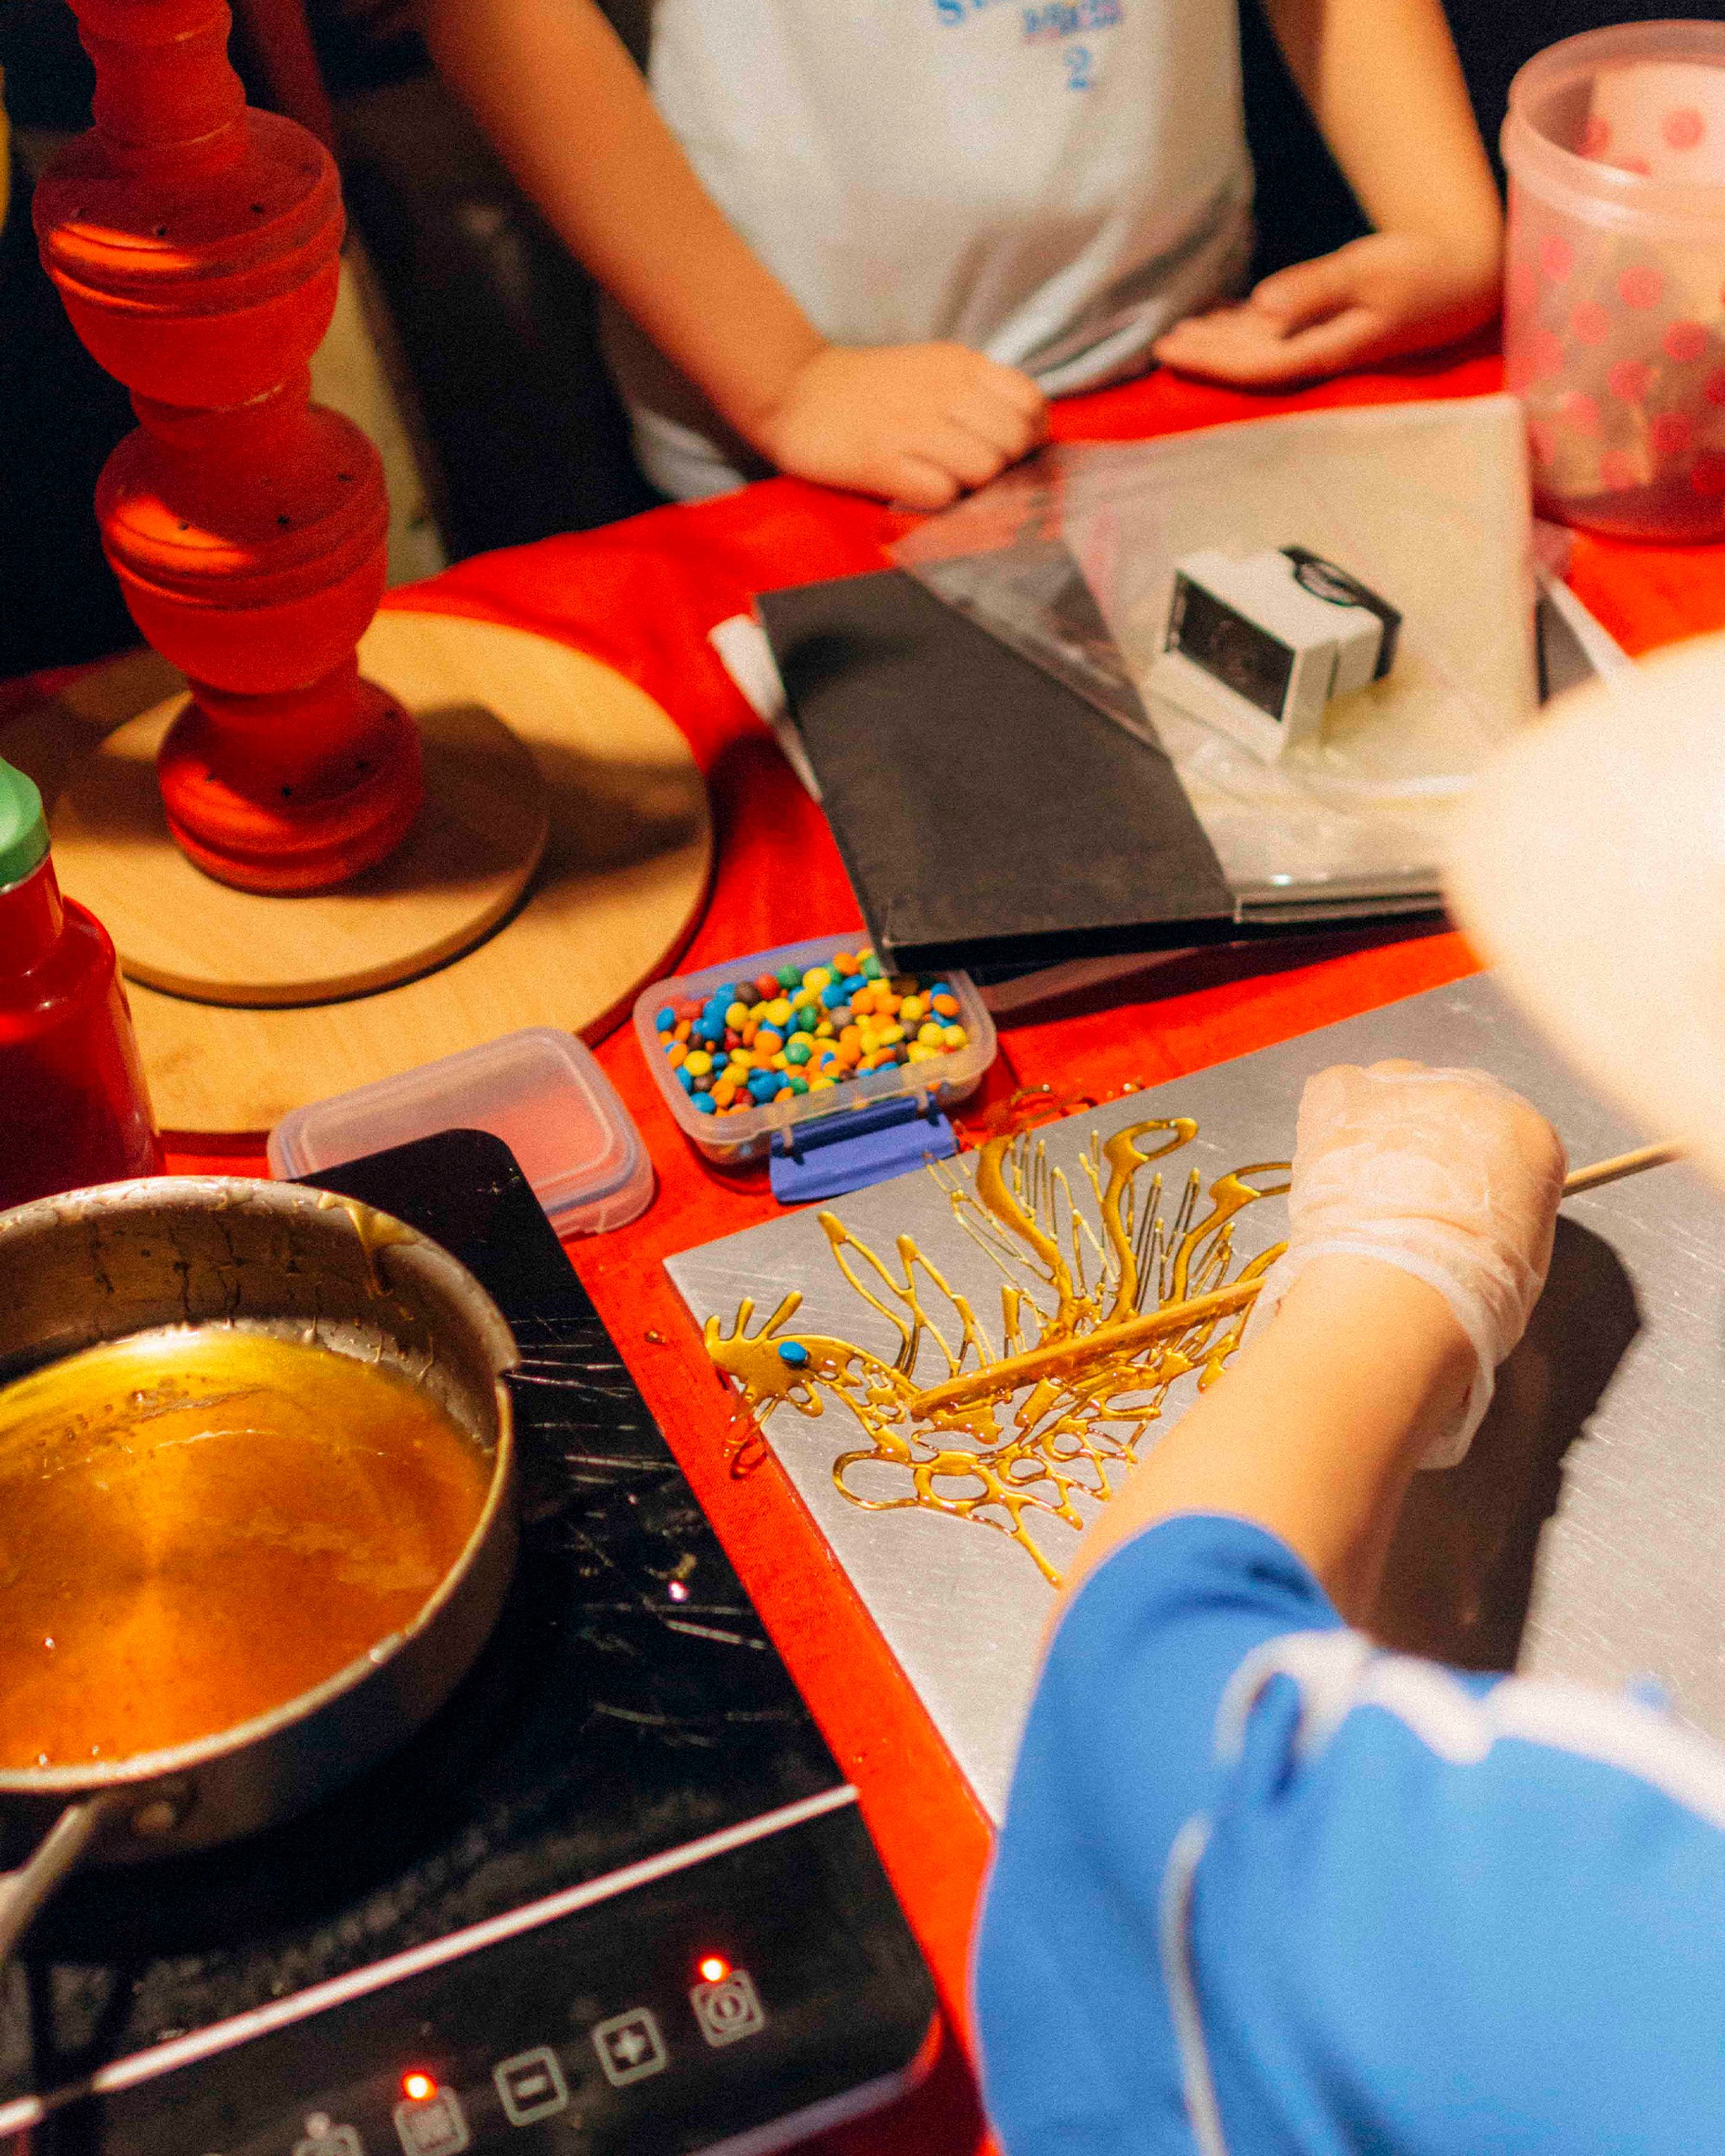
<box><xmin>0</xmin><ymin>758</ymin><xmax>161</xmax><ymax>1212</ymax></box>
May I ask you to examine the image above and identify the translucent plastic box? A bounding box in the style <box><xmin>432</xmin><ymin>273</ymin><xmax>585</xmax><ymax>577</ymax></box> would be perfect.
<box><xmin>634</xmin><ymin>935</ymin><xmax>996</xmax><ymax>1168</ymax></box>
<box><xmin>268</xmin><ymin>1027</ymin><xmax>654</xmax><ymax>1235</ymax></box>
<box><xmin>1505</xmin><ymin>21</ymin><xmax>1725</xmax><ymax>538</ymax></box>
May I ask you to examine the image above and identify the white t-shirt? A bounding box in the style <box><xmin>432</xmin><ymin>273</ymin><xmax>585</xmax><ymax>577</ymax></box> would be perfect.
<box><xmin>603</xmin><ymin>0</ymin><xmax>1253</xmax><ymax>499</ymax></box>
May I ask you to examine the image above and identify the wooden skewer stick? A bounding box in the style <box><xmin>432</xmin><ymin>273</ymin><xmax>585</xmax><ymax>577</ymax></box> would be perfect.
<box><xmin>1562</xmin><ymin>1141</ymin><xmax>1682</xmax><ymax>1196</ymax></box>
<box><xmin>903</xmin><ymin>1140</ymin><xmax>1680</xmax><ymax>1422</ymax></box>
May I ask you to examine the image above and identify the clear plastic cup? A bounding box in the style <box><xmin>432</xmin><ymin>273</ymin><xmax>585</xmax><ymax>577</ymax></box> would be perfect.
<box><xmin>1503</xmin><ymin>22</ymin><xmax>1725</xmax><ymax>540</ymax></box>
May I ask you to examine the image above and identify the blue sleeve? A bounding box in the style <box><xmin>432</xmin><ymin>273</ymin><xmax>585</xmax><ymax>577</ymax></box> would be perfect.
<box><xmin>973</xmin><ymin>1513</ymin><xmax>1725</xmax><ymax>2156</ymax></box>
<box><xmin>973</xmin><ymin>1513</ymin><xmax>1343</xmax><ymax>2152</ymax></box>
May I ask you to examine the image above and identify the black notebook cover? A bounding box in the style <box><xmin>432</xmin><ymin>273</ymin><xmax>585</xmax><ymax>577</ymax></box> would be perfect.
<box><xmin>756</xmin><ymin>568</ymin><xmax>1237</xmax><ymax>976</ymax></box>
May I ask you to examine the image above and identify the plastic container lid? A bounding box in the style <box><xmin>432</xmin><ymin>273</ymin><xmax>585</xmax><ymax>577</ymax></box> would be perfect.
<box><xmin>0</xmin><ymin>758</ymin><xmax>49</xmax><ymax>893</ymax></box>
<box><xmin>267</xmin><ymin>1028</ymin><xmax>654</xmax><ymax>1236</ymax></box>
<box><xmin>1505</xmin><ymin>21</ymin><xmax>1725</xmax><ymax>237</ymax></box>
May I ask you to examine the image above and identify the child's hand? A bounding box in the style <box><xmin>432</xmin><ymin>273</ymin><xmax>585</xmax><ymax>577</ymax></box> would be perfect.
<box><xmin>748</xmin><ymin>343</ymin><xmax>1047</xmax><ymax>510</ymax></box>
<box><xmin>1151</xmin><ymin>230</ymin><xmax>1501</xmax><ymax>388</ymax></box>
<box><xmin>1261</xmin><ymin>1060</ymin><xmax>1567</xmax><ymax>1467</ymax></box>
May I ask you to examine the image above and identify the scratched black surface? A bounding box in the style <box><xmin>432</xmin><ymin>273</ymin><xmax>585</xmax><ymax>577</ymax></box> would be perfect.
<box><xmin>0</xmin><ymin>1131</ymin><xmax>840</xmax><ymax>2106</ymax></box>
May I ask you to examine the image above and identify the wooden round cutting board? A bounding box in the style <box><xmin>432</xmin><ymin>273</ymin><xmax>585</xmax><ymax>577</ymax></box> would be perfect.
<box><xmin>15</xmin><ymin>611</ymin><xmax>712</xmax><ymax>1133</ymax></box>
<box><xmin>52</xmin><ymin>694</ymin><xmax>552</xmax><ymax>1006</ymax></box>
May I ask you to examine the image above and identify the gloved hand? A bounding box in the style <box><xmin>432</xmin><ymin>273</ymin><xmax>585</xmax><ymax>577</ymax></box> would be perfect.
<box><xmin>1258</xmin><ymin>1060</ymin><xmax>1567</xmax><ymax>1468</ymax></box>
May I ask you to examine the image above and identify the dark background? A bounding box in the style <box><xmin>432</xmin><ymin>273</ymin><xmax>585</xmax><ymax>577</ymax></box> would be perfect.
<box><xmin>2</xmin><ymin>0</ymin><xmax>1716</xmax><ymax>675</ymax></box>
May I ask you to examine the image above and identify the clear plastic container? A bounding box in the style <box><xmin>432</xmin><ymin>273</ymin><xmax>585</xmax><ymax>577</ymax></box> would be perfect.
<box><xmin>635</xmin><ymin>936</ymin><xmax>996</xmax><ymax>1168</ymax></box>
<box><xmin>267</xmin><ymin>1028</ymin><xmax>654</xmax><ymax>1235</ymax></box>
<box><xmin>1504</xmin><ymin>22</ymin><xmax>1725</xmax><ymax>539</ymax></box>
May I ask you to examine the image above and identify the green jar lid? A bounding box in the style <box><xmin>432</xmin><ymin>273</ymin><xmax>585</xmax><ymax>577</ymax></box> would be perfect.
<box><xmin>0</xmin><ymin>757</ymin><xmax>49</xmax><ymax>893</ymax></box>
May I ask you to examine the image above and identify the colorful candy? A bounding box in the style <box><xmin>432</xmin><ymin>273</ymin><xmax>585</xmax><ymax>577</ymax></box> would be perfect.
<box><xmin>652</xmin><ymin>948</ymin><xmax>970</xmax><ymax>1119</ymax></box>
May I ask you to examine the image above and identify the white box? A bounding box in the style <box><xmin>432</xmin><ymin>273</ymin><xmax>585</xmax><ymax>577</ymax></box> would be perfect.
<box><xmin>1150</xmin><ymin>547</ymin><xmax>1397</xmax><ymax>762</ymax></box>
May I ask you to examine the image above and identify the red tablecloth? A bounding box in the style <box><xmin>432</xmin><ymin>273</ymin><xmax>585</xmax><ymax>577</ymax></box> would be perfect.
<box><xmin>159</xmin><ymin>347</ymin><xmax>1725</xmax><ymax>2154</ymax></box>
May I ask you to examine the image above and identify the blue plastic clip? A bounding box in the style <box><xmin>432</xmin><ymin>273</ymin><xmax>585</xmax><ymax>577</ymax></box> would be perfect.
<box><xmin>769</xmin><ymin>1095</ymin><xmax>957</xmax><ymax>1204</ymax></box>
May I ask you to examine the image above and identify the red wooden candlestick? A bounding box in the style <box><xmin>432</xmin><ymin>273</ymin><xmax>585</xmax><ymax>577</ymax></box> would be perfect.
<box><xmin>33</xmin><ymin>0</ymin><xmax>422</xmax><ymax>894</ymax></box>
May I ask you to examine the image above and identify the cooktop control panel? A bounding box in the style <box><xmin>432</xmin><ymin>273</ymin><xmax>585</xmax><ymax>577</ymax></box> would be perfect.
<box><xmin>94</xmin><ymin>1802</ymin><xmax>931</xmax><ymax>2156</ymax></box>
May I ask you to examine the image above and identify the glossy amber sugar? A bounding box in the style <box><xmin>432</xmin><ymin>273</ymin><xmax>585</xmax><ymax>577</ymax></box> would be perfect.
<box><xmin>0</xmin><ymin>1328</ymin><xmax>492</xmax><ymax>1768</ymax></box>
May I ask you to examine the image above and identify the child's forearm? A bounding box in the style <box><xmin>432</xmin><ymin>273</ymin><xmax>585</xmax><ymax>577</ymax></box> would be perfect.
<box><xmin>1258</xmin><ymin>0</ymin><xmax>1502</xmax><ymax>270</ymax></box>
<box><xmin>1062</xmin><ymin>1257</ymin><xmax>1474</xmax><ymax>1625</ymax></box>
<box><xmin>420</xmin><ymin>0</ymin><xmax>822</xmax><ymax>440</ymax></box>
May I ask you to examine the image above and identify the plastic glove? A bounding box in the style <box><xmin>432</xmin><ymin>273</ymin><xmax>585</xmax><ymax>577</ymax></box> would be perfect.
<box><xmin>1257</xmin><ymin>1060</ymin><xmax>1567</xmax><ymax>1468</ymax></box>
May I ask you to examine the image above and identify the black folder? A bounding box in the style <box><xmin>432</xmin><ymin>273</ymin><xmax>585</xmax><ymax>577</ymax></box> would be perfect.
<box><xmin>756</xmin><ymin>567</ymin><xmax>1238</xmax><ymax>977</ymax></box>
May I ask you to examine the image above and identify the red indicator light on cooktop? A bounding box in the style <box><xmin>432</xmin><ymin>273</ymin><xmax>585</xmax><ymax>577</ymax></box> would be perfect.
<box><xmin>697</xmin><ymin>1955</ymin><xmax>730</xmax><ymax>1983</ymax></box>
<box><xmin>401</xmin><ymin>2072</ymin><xmax>436</xmax><ymax>2103</ymax></box>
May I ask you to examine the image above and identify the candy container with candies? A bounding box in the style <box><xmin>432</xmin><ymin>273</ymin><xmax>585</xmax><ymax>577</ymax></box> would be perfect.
<box><xmin>634</xmin><ymin>937</ymin><xmax>996</xmax><ymax>1167</ymax></box>
<box><xmin>649</xmin><ymin>947</ymin><xmax>971</xmax><ymax>1116</ymax></box>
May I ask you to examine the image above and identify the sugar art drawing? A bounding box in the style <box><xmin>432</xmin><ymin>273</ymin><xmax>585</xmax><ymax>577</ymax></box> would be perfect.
<box><xmin>665</xmin><ymin>1086</ymin><xmax>1302</xmax><ymax>1810</ymax></box>
<box><xmin>704</xmin><ymin>1120</ymin><xmax>1290</xmax><ymax>1586</ymax></box>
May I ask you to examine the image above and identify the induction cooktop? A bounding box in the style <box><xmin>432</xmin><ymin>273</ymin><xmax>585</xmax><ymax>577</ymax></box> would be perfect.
<box><xmin>0</xmin><ymin>1130</ymin><xmax>937</xmax><ymax>2156</ymax></box>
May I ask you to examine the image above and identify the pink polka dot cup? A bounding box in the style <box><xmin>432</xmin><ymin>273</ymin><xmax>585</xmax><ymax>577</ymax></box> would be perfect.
<box><xmin>1505</xmin><ymin>23</ymin><xmax>1725</xmax><ymax>539</ymax></box>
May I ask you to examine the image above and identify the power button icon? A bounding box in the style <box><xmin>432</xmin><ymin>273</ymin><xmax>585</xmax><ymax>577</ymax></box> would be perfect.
<box><xmin>689</xmin><ymin>1968</ymin><xmax>766</xmax><ymax>2047</ymax></box>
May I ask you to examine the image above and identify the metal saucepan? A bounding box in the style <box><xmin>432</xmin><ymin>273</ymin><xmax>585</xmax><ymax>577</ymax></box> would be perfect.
<box><xmin>0</xmin><ymin>1176</ymin><xmax>519</xmax><ymax>1966</ymax></box>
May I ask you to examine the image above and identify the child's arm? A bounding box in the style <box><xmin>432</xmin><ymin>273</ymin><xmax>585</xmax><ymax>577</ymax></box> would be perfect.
<box><xmin>1063</xmin><ymin>1063</ymin><xmax>1566</xmax><ymax>1622</ymax></box>
<box><xmin>1153</xmin><ymin>0</ymin><xmax>1503</xmax><ymax>387</ymax></box>
<box><xmin>419</xmin><ymin>0</ymin><xmax>1046</xmax><ymax>508</ymax></box>
<box><xmin>984</xmin><ymin>1062</ymin><xmax>1725</xmax><ymax>2156</ymax></box>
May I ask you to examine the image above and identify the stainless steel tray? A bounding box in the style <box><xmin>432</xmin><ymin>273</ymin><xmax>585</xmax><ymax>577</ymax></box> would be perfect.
<box><xmin>669</xmin><ymin>977</ymin><xmax>1722</xmax><ymax>1818</ymax></box>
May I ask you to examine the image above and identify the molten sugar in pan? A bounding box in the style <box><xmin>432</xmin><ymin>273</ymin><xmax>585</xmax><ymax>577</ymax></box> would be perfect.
<box><xmin>0</xmin><ymin>1326</ymin><xmax>494</xmax><ymax>1769</ymax></box>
